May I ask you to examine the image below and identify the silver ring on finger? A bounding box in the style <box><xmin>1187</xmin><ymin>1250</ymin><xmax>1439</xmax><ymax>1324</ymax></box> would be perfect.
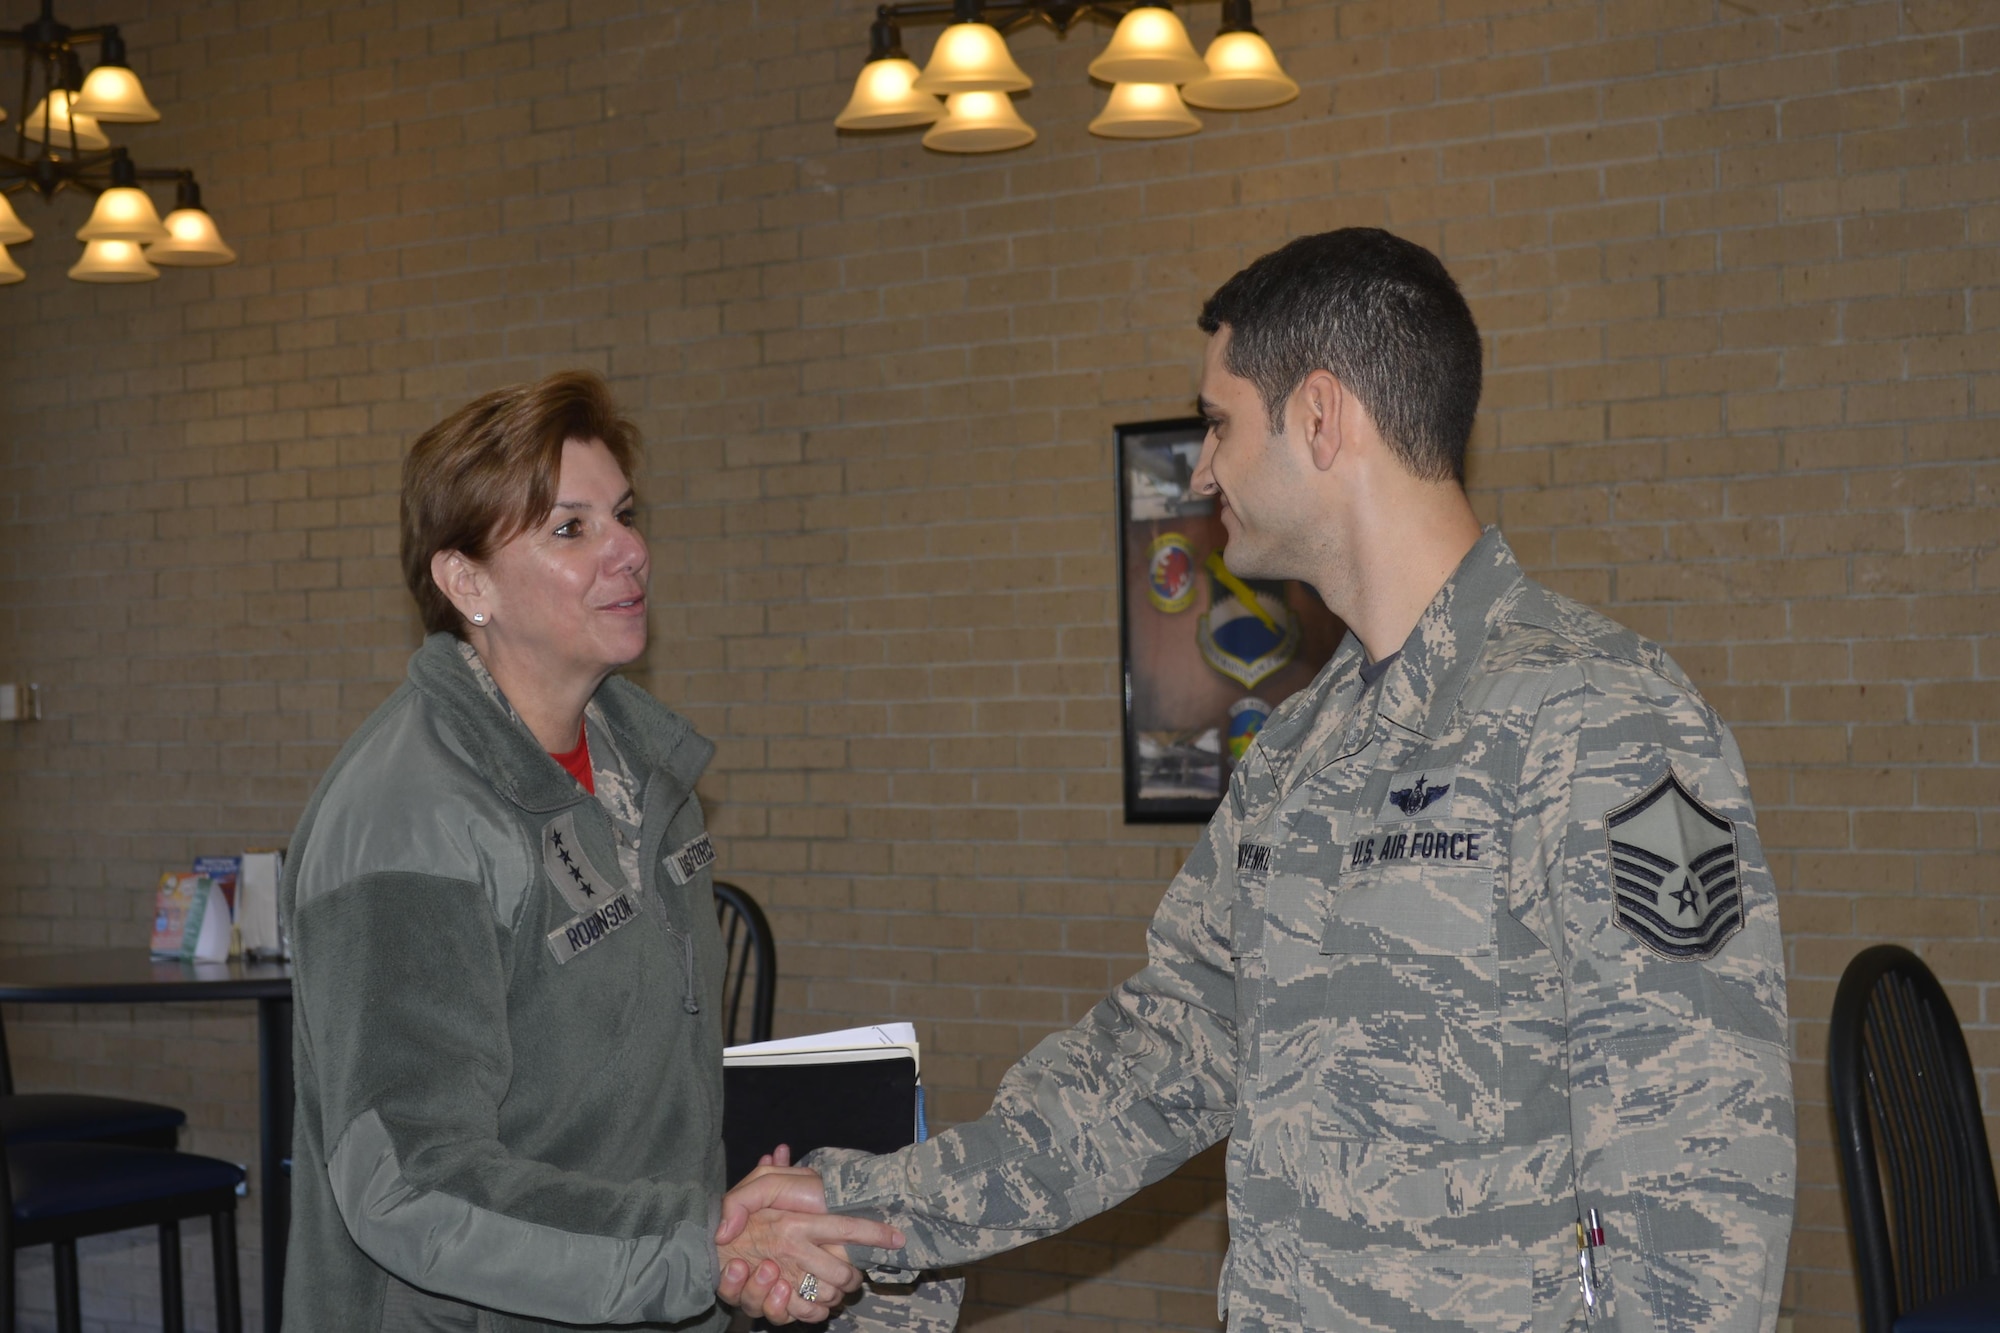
<box><xmin>796</xmin><ymin>1274</ymin><xmax>820</xmax><ymax>1303</ymax></box>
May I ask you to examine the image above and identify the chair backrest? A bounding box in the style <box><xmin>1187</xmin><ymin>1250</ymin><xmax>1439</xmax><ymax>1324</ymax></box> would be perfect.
<box><xmin>1829</xmin><ymin>944</ymin><xmax>2000</xmax><ymax>1332</ymax></box>
<box><xmin>712</xmin><ymin>881</ymin><xmax>776</xmax><ymax>1047</ymax></box>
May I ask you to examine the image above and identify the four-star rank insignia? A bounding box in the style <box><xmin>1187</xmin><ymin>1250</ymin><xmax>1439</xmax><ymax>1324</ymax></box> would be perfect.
<box><xmin>1606</xmin><ymin>770</ymin><xmax>1743</xmax><ymax>961</ymax></box>
<box><xmin>542</xmin><ymin>811</ymin><xmax>626</xmax><ymax>917</ymax></box>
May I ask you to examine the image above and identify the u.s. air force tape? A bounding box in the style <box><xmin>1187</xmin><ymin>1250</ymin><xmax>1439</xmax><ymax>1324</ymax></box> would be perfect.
<box><xmin>665</xmin><ymin>832</ymin><xmax>715</xmax><ymax>886</ymax></box>
<box><xmin>546</xmin><ymin>891</ymin><xmax>642</xmax><ymax>965</ymax></box>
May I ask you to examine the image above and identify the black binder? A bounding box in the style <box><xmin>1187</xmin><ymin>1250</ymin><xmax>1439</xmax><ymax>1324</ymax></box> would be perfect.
<box><xmin>722</xmin><ymin>1052</ymin><xmax>919</xmax><ymax>1185</ymax></box>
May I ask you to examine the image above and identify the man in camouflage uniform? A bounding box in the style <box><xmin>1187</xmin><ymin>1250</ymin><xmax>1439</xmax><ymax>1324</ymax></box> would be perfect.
<box><xmin>733</xmin><ymin>228</ymin><xmax>1796</xmax><ymax>1332</ymax></box>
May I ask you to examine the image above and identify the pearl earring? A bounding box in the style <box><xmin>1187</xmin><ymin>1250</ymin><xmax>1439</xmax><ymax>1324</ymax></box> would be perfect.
<box><xmin>471</xmin><ymin>612</ymin><xmax>488</xmax><ymax>625</ymax></box>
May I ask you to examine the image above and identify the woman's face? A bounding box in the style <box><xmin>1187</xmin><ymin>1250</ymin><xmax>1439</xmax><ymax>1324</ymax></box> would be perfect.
<box><xmin>467</xmin><ymin>437</ymin><xmax>650</xmax><ymax>689</ymax></box>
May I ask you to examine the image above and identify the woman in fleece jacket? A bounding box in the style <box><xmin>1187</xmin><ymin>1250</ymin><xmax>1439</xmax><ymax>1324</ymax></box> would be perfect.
<box><xmin>279</xmin><ymin>371</ymin><xmax>899</xmax><ymax>1332</ymax></box>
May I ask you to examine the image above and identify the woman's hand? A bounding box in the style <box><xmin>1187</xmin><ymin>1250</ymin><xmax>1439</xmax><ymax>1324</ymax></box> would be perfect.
<box><xmin>715</xmin><ymin>1147</ymin><xmax>904</xmax><ymax>1324</ymax></box>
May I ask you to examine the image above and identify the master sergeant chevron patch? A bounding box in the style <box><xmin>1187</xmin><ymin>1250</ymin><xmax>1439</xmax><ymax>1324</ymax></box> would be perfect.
<box><xmin>1606</xmin><ymin>769</ymin><xmax>1743</xmax><ymax>961</ymax></box>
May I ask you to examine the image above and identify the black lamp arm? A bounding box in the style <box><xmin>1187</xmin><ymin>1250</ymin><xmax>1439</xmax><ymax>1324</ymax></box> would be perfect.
<box><xmin>871</xmin><ymin>0</ymin><xmax>1196</xmax><ymax>37</ymax></box>
<box><xmin>6</xmin><ymin>6</ymin><xmax>119</xmax><ymax>52</ymax></box>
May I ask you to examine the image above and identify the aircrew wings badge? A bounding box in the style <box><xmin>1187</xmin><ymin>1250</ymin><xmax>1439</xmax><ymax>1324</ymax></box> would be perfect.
<box><xmin>1605</xmin><ymin>770</ymin><xmax>1743</xmax><ymax>961</ymax></box>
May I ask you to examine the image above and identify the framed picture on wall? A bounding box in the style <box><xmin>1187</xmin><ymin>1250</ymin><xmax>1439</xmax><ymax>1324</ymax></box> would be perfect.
<box><xmin>1115</xmin><ymin>417</ymin><xmax>1346</xmax><ymax>823</ymax></box>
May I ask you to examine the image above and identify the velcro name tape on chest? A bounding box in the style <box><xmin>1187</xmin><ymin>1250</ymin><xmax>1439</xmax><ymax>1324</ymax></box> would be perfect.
<box><xmin>541</xmin><ymin>810</ymin><xmax>633</xmax><ymax>916</ymax></box>
<box><xmin>545</xmin><ymin>892</ymin><xmax>642</xmax><ymax>965</ymax></box>
<box><xmin>665</xmin><ymin>832</ymin><xmax>715</xmax><ymax>886</ymax></box>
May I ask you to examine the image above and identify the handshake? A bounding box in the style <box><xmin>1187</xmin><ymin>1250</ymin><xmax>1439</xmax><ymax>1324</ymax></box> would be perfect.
<box><xmin>713</xmin><ymin>1146</ymin><xmax>906</xmax><ymax>1325</ymax></box>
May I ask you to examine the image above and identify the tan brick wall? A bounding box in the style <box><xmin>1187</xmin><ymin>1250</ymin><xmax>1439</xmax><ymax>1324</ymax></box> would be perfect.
<box><xmin>0</xmin><ymin>1</ymin><xmax>1994</xmax><ymax>1329</ymax></box>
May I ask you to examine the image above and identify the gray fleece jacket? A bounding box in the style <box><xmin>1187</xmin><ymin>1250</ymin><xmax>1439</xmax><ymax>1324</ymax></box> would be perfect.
<box><xmin>281</xmin><ymin>634</ymin><xmax>730</xmax><ymax>1332</ymax></box>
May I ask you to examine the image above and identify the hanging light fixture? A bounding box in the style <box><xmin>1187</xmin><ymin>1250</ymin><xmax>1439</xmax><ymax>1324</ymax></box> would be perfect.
<box><xmin>1087</xmin><ymin>4</ymin><xmax>1207</xmax><ymax>85</ymax></box>
<box><xmin>836</xmin><ymin>14</ymin><xmax>946</xmax><ymax>131</ymax></box>
<box><xmin>912</xmin><ymin>4</ymin><xmax>1032</xmax><ymax>94</ymax></box>
<box><xmin>71</xmin><ymin>30</ymin><xmax>158</xmax><ymax>121</ymax></box>
<box><xmin>1182</xmin><ymin>0</ymin><xmax>1297</xmax><ymax>110</ymax></box>
<box><xmin>76</xmin><ymin>157</ymin><xmax>168</xmax><ymax>242</ymax></box>
<box><xmin>0</xmin><ymin>193</ymin><xmax>32</xmax><ymax>244</ymax></box>
<box><xmin>836</xmin><ymin>1</ymin><xmax>1292</xmax><ymax>154</ymax></box>
<box><xmin>0</xmin><ymin>172</ymin><xmax>24</xmax><ymax>286</ymax></box>
<box><xmin>1</xmin><ymin>1</ymin><xmax>234</xmax><ymax>284</ymax></box>
<box><xmin>923</xmin><ymin>91</ymin><xmax>1036</xmax><ymax>152</ymax></box>
<box><xmin>22</xmin><ymin>89</ymin><xmax>109</xmax><ymax>151</ymax></box>
<box><xmin>68</xmin><ymin>237</ymin><xmax>156</xmax><ymax>282</ymax></box>
<box><xmin>1089</xmin><ymin>82</ymin><xmax>1201</xmax><ymax>138</ymax></box>
<box><xmin>147</xmin><ymin>180</ymin><xmax>237</xmax><ymax>265</ymax></box>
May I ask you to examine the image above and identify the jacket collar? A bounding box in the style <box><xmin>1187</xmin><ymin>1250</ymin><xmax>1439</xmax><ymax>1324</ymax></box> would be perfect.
<box><xmin>406</xmin><ymin>634</ymin><xmax>713</xmax><ymax>815</ymax></box>
<box><xmin>1373</xmin><ymin>526</ymin><xmax>1524</xmax><ymax>741</ymax></box>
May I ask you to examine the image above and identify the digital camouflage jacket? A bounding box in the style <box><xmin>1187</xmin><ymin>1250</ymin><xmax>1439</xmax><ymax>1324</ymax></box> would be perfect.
<box><xmin>818</xmin><ymin>529</ymin><xmax>1795</xmax><ymax>1333</ymax></box>
<box><xmin>282</xmin><ymin>634</ymin><xmax>731</xmax><ymax>1333</ymax></box>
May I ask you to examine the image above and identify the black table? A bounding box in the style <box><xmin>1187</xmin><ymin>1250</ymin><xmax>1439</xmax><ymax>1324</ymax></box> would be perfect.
<box><xmin>0</xmin><ymin>950</ymin><xmax>293</xmax><ymax>1333</ymax></box>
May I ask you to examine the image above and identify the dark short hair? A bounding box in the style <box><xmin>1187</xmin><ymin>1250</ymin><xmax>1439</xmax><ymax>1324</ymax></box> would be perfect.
<box><xmin>400</xmin><ymin>370</ymin><xmax>639</xmax><ymax>637</ymax></box>
<box><xmin>1196</xmin><ymin>228</ymin><xmax>1482</xmax><ymax>484</ymax></box>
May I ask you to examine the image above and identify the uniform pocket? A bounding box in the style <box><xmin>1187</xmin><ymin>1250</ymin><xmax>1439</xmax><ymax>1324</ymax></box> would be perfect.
<box><xmin>1293</xmin><ymin>1244</ymin><xmax>1532</xmax><ymax>1333</ymax></box>
<box><xmin>1315</xmin><ymin>864</ymin><xmax>1503</xmax><ymax>1143</ymax></box>
<box><xmin>1635</xmin><ymin>1241</ymin><xmax>1767</xmax><ymax>1333</ymax></box>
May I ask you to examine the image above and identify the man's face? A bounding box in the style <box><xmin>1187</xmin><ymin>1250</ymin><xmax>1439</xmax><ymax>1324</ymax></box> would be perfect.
<box><xmin>1191</xmin><ymin>327</ymin><xmax>1311</xmax><ymax>581</ymax></box>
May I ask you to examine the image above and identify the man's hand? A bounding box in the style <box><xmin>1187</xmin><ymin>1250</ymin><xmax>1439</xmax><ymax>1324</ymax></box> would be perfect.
<box><xmin>715</xmin><ymin>1146</ymin><xmax>904</xmax><ymax>1324</ymax></box>
<box><xmin>717</xmin><ymin>1145</ymin><xmax>830</xmax><ymax>1245</ymax></box>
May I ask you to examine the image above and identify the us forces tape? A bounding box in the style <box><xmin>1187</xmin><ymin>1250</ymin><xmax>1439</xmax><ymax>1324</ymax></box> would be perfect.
<box><xmin>665</xmin><ymin>832</ymin><xmax>715</xmax><ymax>886</ymax></box>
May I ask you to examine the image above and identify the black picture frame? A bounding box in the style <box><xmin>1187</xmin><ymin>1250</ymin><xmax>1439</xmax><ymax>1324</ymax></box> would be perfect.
<box><xmin>1114</xmin><ymin>417</ymin><xmax>1344</xmax><ymax>824</ymax></box>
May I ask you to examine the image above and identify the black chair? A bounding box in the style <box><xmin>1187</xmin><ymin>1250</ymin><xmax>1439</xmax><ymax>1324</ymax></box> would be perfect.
<box><xmin>0</xmin><ymin>1013</ymin><xmax>186</xmax><ymax>1151</ymax></box>
<box><xmin>713</xmin><ymin>881</ymin><xmax>776</xmax><ymax>1046</ymax></box>
<box><xmin>1829</xmin><ymin>944</ymin><xmax>2000</xmax><ymax>1333</ymax></box>
<box><xmin>3</xmin><ymin>1140</ymin><xmax>244</xmax><ymax>1333</ymax></box>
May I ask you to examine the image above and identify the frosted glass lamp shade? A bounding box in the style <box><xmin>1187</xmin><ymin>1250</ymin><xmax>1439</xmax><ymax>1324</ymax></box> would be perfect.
<box><xmin>77</xmin><ymin>186</ymin><xmax>169</xmax><ymax>243</ymax></box>
<box><xmin>1087</xmin><ymin>6</ymin><xmax>1207</xmax><ymax>86</ymax></box>
<box><xmin>69</xmin><ymin>239</ymin><xmax>160</xmax><ymax>282</ymax></box>
<box><xmin>0</xmin><ymin>193</ymin><xmax>32</xmax><ymax>246</ymax></box>
<box><xmin>913</xmin><ymin>24</ymin><xmax>1031</xmax><ymax>94</ymax></box>
<box><xmin>836</xmin><ymin>58</ymin><xmax>944</xmax><ymax>130</ymax></box>
<box><xmin>0</xmin><ymin>245</ymin><xmax>23</xmax><ymax>286</ymax></box>
<box><xmin>22</xmin><ymin>91</ymin><xmax>110</xmax><ymax>151</ymax></box>
<box><xmin>147</xmin><ymin>208</ymin><xmax>237</xmax><ymax>265</ymax></box>
<box><xmin>922</xmin><ymin>92</ymin><xmax>1035</xmax><ymax>153</ymax></box>
<box><xmin>1089</xmin><ymin>82</ymin><xmax>1202</xmax><ymax>138</ymax></box>
<box><xmin>1182</xmin><ymin>31</ymin><xmax>1299</xmax><ymax>110</ymax></box>
<box><xmin>74</xmin><ymin>63</ymin><xmax>161</xmax><ymax>122</ymax></box>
